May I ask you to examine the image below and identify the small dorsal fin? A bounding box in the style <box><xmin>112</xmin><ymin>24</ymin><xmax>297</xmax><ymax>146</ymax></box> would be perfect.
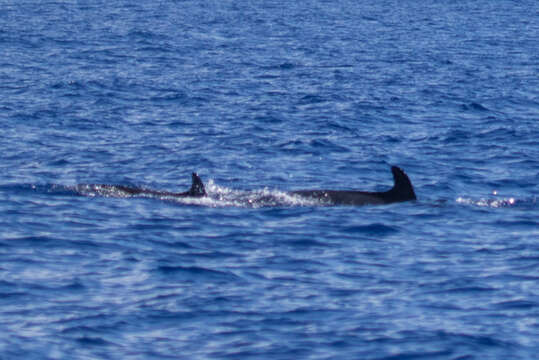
<box><xmin>189</xmin><ymin>172</ymin><xmax>206</xmax><ymax>197</ymax></box>
<box><xmin>390</xmin><ymin>166</ymin><xmax>416</xmax><ymax>201</ymax></box>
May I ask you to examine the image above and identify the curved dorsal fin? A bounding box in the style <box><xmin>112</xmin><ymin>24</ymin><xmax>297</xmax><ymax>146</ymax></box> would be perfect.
<box><xmin>389</xmin><ymin>166</ymin><xmax>416</xmax><ymax>201</ymax></box>
<box><xmin>189</xmin><ymin>172</ymin><xmax>206</xmax><ymax>197</ymax></box>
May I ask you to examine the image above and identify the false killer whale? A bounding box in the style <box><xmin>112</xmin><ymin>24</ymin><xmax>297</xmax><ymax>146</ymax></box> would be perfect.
<box><xmin>289</xmin><ymin>166</ymin><xmax>416</xmax><ymax>205</ymax></box>
<box><xmin>93</xmin><ymin>172</ymin><xmax>206</xmax><ymax>198</ymax></box>
<box><xmin>85</xmin><ymin>166</ymin><xmax>415</xmax><ymax>206</ymax></box>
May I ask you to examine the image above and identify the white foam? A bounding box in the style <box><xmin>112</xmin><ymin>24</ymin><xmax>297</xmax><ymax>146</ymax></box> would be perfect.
<box><xmin>456</xmin><ymin>196</ymin><xmax>517</xmax><ymax>208</ymax></box>
<box><xmin>74</xmin><ymin>181</ymin><xmax>327</xmax><ymax>208</ymax></box>
<box><xmin>165</xmin><ymin>180</ymin><xmax>324</xmax><ymax>208</ymax></box>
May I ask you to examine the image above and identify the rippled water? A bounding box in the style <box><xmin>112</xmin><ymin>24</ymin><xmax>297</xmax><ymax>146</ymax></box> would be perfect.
<box><xmin>1</xmin><ymin>0</ymin><xmax>538</xmax><ymax>359</ymax></box>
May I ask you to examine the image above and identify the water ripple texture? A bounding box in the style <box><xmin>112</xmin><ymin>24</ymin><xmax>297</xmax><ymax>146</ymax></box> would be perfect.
<box><xmin>1</xmin><ymin>0</ymin><xmax>538</xmax><ymax>359</ymax></box>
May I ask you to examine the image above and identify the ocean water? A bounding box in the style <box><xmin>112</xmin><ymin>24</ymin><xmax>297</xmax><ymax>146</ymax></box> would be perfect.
<box><xmin>1</xmin><ymin>0</ymin><xmax>538</xmax><ymax>359</ymax></box>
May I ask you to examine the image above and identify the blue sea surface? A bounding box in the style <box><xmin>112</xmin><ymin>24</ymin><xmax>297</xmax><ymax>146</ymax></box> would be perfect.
<box><xmin>1</xmin><ymin>0</ymin><xmax>538</xmax><ymax>359</ymax></box>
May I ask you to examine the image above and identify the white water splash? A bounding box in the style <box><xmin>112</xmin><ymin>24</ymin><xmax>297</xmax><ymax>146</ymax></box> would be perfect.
<box><xmin>75</xmin><ymin>180</ymin><xmax>325</xmax><ymax>208</ymax></box>
<box><xmin>171</xmin><ymin>180</ymin><xmax>324</xmax><ymax>208</ymax></box>
<box><xmin>456</xmin><ymin>196</ymin><xmax>517</xmax><ymax>208</ymax></box>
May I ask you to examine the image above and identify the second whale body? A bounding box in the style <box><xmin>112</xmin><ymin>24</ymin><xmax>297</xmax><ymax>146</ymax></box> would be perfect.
<box><xmin>290</xmin><ymin>166</ymin><xmax>416</xmax><ymax>205</ymax></box>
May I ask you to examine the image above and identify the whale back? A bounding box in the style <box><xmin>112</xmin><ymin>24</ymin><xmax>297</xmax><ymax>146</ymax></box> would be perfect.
<box><xmin>188</xmin><ymin>172</ymin><xmax>206</xmax><ymax>197</ymax></box>
<box><xmin>387</xmin><ymin>166</ymin><xmax>416</xmax><ymax>202</ymax></box>
<box><xmin>290</xmin><ymin>166</ymin><xmax>416</xmax><ymax>205</ymax></box>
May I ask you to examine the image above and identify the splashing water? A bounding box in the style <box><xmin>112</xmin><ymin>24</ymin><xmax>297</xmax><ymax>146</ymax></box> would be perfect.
<box><xmin>456</xmin><ymin>193</ymin><xmax>536</xmax><ymax>208</ymax></box>
<box><xmin>74</xmin><ymin>180</ymin><xmax>326</xmax><ymax>208</ymax></box>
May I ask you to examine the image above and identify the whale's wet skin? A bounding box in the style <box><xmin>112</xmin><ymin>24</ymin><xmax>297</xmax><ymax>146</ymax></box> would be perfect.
<box><xmin>78</xmin><ymin>172</ymin><xmax>206</xmax><ymax>199</ymax></box>
<box><xmin>290</xmin><ymin>166</ymin><xmax>416</xmax><ymax>205</ymax></box>
<box><xmin>75</xmin><ymin>166</ymin><xmax>416</xmax><ymax>207</ymax></box>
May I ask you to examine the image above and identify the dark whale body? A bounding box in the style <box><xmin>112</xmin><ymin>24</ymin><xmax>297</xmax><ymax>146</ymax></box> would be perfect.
<box><xmin>290</xmin><ymin>166</ymin><xmax>416</xmax><ymax>205</ymax></box>
<box><xmin>88</xmin><ymin>167</ymin><xmax>415</xmax><ymax>206</ymax></box>
<box><xmin>96</xmin><ymin>172</ymin><xmax>206</xmax><ymax>198</ymax></box>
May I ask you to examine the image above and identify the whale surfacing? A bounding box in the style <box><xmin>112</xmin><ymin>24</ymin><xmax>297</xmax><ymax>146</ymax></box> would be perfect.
<box><xmin>94</xmin><ymin>172</ymin><xmax>206</xmax><ymax>198</ymax></box>
<box><xmin>83</xmin><ymin>166</ymin><xmax>416</xmax><ymax>206</ymax></box>
<box><xmin>290</xmin><ymin>166</ymin><xmax>416</xmax><ymax>205</ymax></box>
